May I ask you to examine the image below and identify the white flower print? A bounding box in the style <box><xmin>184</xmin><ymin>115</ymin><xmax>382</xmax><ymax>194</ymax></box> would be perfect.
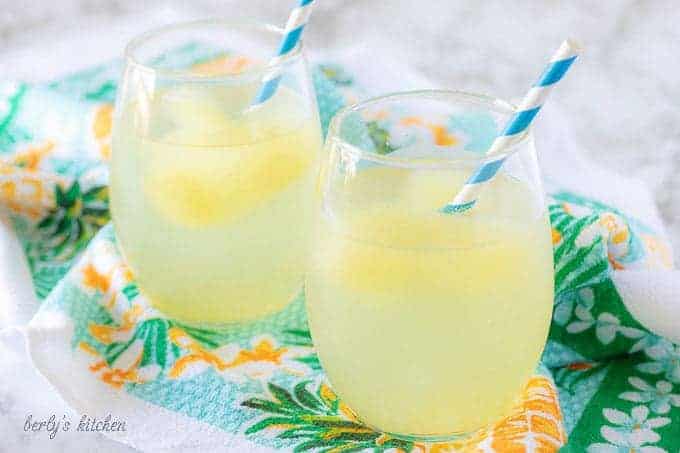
<box><xmin>168</xmin><ymin>333</ymin><xmax>313</xmax><ymax>383</ymax></box>
<box><xmin>630</xmin><ymin>334</ymin><xmax>662</xmax><ymax>354</ymax></box>
<box><xmin>576</xmin><ymin>221</ymin><xmax>607</xmax><ymax>249</ymax></box>
<box><xmin>587</xmin><ymin>441</ymin><xmax>667</xmax><ymax>453</ymax></box>
<box><xmin>637</xmin><ymin>339</ymin><xmax>680</xmax><ymax>384</ymax></box>
<box><xmin>566</xmin><ymin>306</ymin><xmax>644</xmax><ymax>345</ymax></box>
<box><xmin>587</xmin><ymin>405</ymin><xmax>670</xmax><ymax>453</ymax></box>
<box><xmin>619</xmin><ymin>377</ymin><xmax>680</xmax><ymax>414</ymax></box>
<box><xmin>554</xmin><ymin>288</ymin><xmax>595</xmax><ymax>326</ymax></box>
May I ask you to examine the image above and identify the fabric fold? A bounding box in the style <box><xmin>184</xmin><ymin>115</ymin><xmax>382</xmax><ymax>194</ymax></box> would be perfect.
<box><xmin>0</xmin><ymin>49</ymin><xmax>678</xmax><ymax>452</ymax></box>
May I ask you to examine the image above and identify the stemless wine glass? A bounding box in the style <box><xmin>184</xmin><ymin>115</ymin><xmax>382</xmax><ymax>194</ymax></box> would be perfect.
<box><xmin>306</xmin><ymin>90</ymin><xmax>555</xmax><ymax>439</ymax></box>
<box><xmin>110</xmin><ymin>20</ymin><xmax>322</xmax><ymax>324</ymax></box>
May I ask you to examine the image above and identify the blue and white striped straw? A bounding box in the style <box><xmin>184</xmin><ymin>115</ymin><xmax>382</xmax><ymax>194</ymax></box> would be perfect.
<box><xmin>441</xmin><ymin>39</ymin><xmax>581</xmax><ymax>214</ymax></box>
<box><xmin>251</xmin><ymin>0</ymin><xmax>315</xmax><ymax>106</ymax></box>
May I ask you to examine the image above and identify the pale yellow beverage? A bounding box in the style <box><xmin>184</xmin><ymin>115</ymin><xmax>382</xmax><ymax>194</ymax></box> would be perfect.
<box><xmin>306</xmin><ymin>165</ymin><xmax>554</xmax><ymax>436</ymax></box>
<box><xmin>111</xmin><ymin>84</ymin><xmax>321</xmax><ymax>323</ymax></box>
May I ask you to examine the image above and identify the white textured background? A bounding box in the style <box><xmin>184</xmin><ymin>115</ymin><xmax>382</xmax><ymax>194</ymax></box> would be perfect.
<box><xmin>1</xmin><ymin>0</ymin><xmax>678</xmax><ymax>259</ymax></box>
<box><xmin>0</xmin><ymin>1</ymin><xmax>678</xmax><ymax>452</ymax></box>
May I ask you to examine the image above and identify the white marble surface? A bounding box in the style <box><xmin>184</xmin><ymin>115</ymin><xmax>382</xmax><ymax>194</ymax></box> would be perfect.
<box><xmin>0</xmin><ymin>1</ymin><xmax>678</xmax><ymax>452</ymax></box>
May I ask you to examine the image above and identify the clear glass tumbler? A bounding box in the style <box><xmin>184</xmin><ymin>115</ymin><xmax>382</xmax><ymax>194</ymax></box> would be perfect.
<box><xmin>306</xmin><ymin>90</ymin><xmax>554</xmax><ymax>439</ymax></box>
<box><xmin>110</xmin><ymin>20</ymin><xmax>322</xmax><ymax>324</ymax></box>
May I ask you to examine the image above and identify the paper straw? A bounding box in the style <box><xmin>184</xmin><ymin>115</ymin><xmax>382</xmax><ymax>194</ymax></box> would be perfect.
<box><xmin>251</xmin><ymin>0</ymin><xmax>315</xmax><ymax>106</ymax></box>
<box><xmin>441</xmin><ymin>39</ymin><xmax>581</xmax><ymax>214</ymax></box>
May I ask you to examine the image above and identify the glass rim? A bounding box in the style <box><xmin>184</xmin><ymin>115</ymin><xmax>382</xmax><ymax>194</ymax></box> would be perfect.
<box><xmin>124</xmin><ymin>18</ymin><xmax>304</xmax><ymax>82</ymax></box>
<box><xmin>327</xmin><ymin>89</ymin><xmax>533</xmax><ymax>168</ymax></box>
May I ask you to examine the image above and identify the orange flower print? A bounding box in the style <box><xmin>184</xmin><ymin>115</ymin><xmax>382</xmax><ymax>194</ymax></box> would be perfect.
<box><xmin>400</xmin><ymin>117</ymin><xmax>459</xmax><ymax>146</ymax></box>
<box><xmin>489</xmin><ymin>376</ymin><xmax>565</xmax><ymax>452</ymax></box>
<box><xmin>10</xmin><ymin>141</ymin><xmax>55</xmax><ymax>171</ymax></box>
<box><xmin>0</xmin><ymin>175</ymin><xmax>50</xmax><ymax>218</ymax></box>
<box><xmin>567</xmin><ymin>362</ymin><xmax>596</xmax><ymax>371</ymax></box>
<box><xmin>82</xmin><ymin>262</ymin><xmax>111</xmax><ymax>293</ymax></box>
<box><xmin>574</xmin><ymin>211</ymin><xmax>632</xmax><ymax>270</ymax></box>
<box><xmin>79</xmin><ymin>338</ymin><xmax>160</xmax><ymax>389</ymax></box>
<box><xmin>641</xmin><ymin>233</ymin><xmax>673</xmax><ymax>269</ymax></box>
<box><xmin>191</xmin><ymin>55</ymin><xmax>254</xmax><ymax>76</ymax></box>
<box><xmin>80</xmin><ymin>246</ymin><xmax>138</xmax><ymax>313</ymax></box>
<box><xmin>168</xmin><ymin>332</ymin><xmax>313</xmax><ymax>382</ymax></box>
<box><xmin>598</xmin><ymin>213</ymin><xmax>629</xmax><ymax>269</ymax></box>
<box><xmin>0</xmin><ymin>180</ymin><xmax>16</xmax><ymax>208</ymax></box>
<box><xmin>92</xmin><ymin>104</ymin><xmax>113</xmax><ymax>160</ymax></box>
<box><xmin>422</xmin><ymin>376</ymin><xmax>565</xmax><ymax>453</ymax></box>
<box><xmin>88</xmin><ymin>304</ymin><xmax>142</xmax><ymax>345</ymax></box>
<box><xmin>551</xmin><ymin>228</ymin><xmax>562</xmax><ymax>245</ymax></box>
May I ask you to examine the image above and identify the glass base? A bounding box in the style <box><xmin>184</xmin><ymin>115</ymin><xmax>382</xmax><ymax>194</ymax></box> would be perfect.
<box><xmin>381</xmin><ymin>429</ymin><xmax>477</xmax><ymax>443</ymax></box>
<box><xmin>143</xmin><ymin>285</ymin><xmax>304</xmax><ymax>328</ymax></box>
<box><xmin>356</xmin><ymin>417</ymin><xmax>480</xmax><ymax>443</ymax></box>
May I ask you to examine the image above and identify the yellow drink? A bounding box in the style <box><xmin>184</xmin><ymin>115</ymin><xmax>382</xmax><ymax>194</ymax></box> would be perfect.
<box><xmin>306</xmin><ymin>166</ymin><xmax>554</xmax><ymax>436</ymax></box>
<box><xmin>111</xmin><ymin>85</ymin><xmax>321</xmax><ymax>323</ymax></box>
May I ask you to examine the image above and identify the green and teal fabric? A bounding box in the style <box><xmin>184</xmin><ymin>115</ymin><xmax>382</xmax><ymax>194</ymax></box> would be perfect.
<box><xmin>1</xmin><ymin>51</ymin><xmax>677</xmax><ymax>452</ymax></box>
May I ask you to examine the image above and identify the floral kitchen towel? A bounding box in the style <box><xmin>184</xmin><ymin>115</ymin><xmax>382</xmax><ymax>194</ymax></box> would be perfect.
<box><xmin>1</xmin><ymin>50</ymin><xmax>678</xmax><ymax>452</ymax></box>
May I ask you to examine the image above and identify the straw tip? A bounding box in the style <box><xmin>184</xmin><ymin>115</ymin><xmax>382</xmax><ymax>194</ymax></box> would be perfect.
<box><xmin>440</xmin><ymin>201</ymin><xmax>476</xmax><ymax>215</ymax></box>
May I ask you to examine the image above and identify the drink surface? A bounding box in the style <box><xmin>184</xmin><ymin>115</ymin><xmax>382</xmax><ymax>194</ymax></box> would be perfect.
<box><xmin>111</xmin><ymin>85</ymin><xmax>321</xmax><ymax>323</ymax></box>
<box><xmin>306</xmin><ymin>163</ymin><xmax>554</xmax><ymax>436</ymax></box>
